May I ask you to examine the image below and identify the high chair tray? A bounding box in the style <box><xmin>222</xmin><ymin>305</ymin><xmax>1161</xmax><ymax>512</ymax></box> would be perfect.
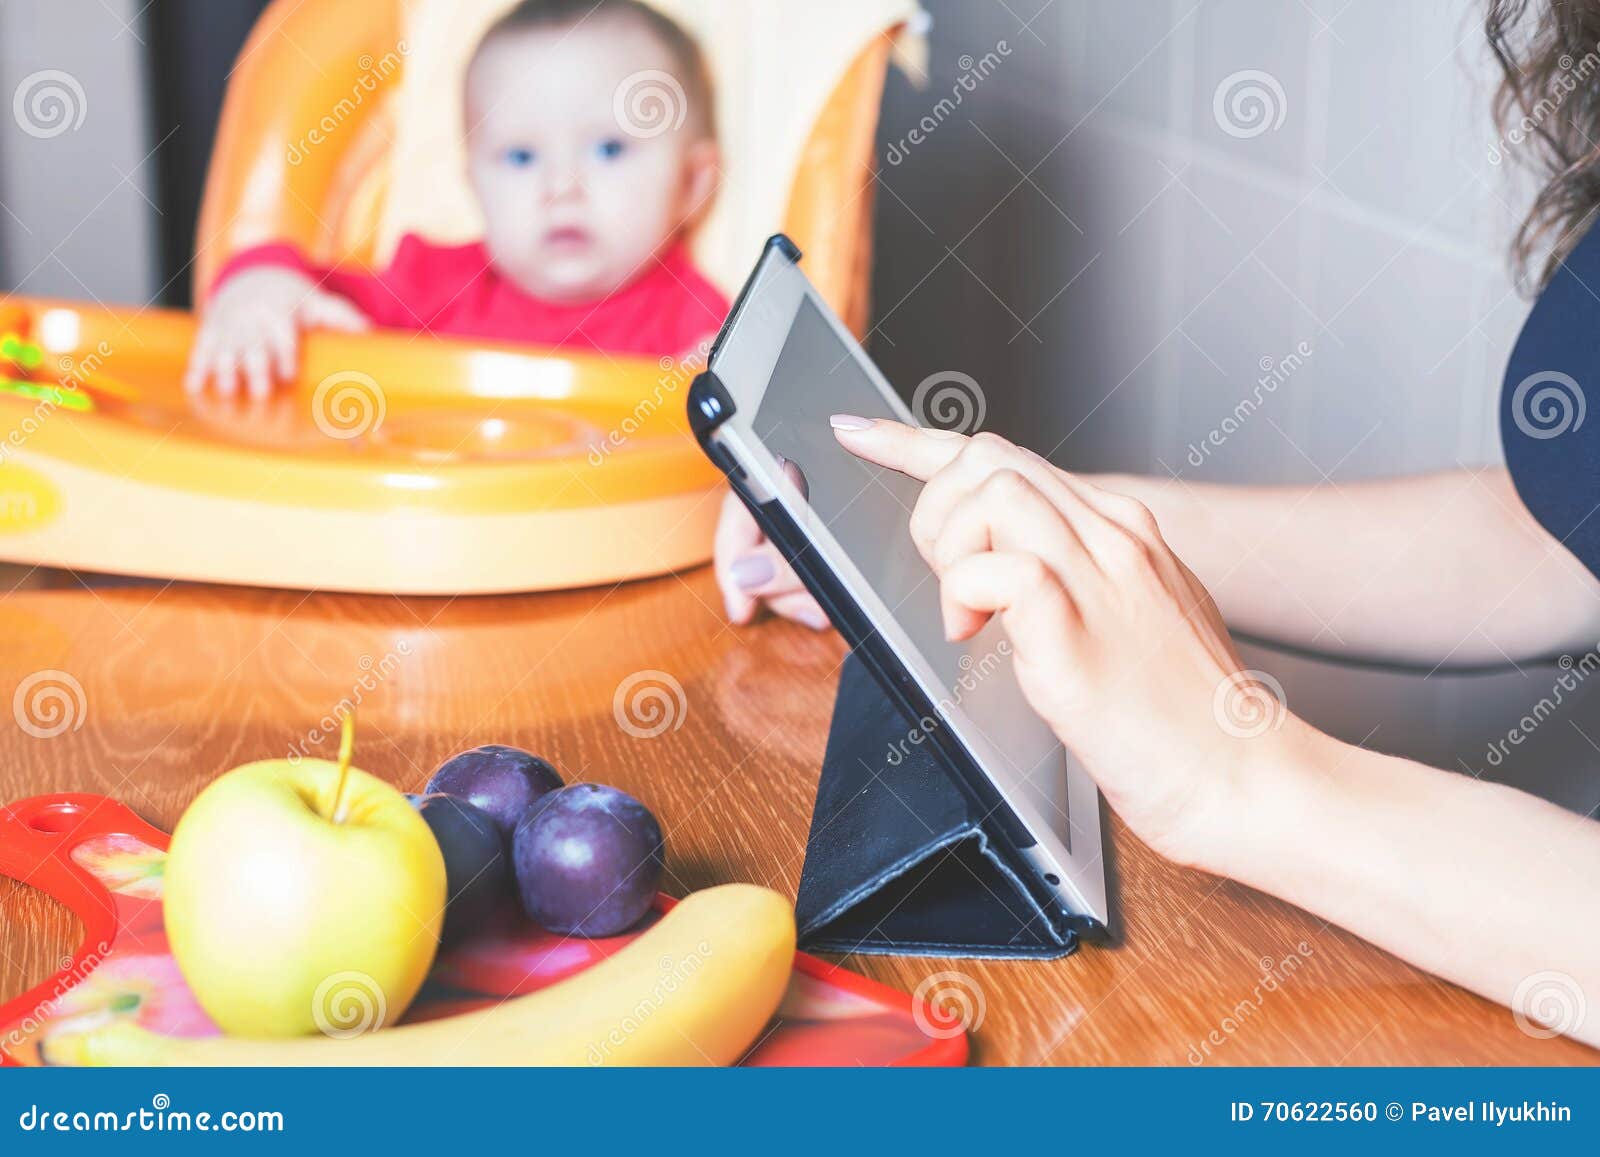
<box><xmin>0</xmin><ymin>793</ymin><xmax>966</xmax><ymax>1066</ymax></box>
<box><xmin>0</xmin><ymin>299</ymin><xmax>721</xmax><ymax>594</ymax></box>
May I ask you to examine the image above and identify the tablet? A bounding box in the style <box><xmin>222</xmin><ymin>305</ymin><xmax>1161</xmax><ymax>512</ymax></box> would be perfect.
<box><xmin>689</xmin><ymin>235</ymin><xmax>1110</xmax><ymax>935</ymax></box>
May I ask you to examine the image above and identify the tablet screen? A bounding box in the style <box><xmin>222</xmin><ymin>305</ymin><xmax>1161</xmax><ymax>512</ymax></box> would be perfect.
<box><xmin>751</xmin><ymin>297</ymin><xmax>1069</xmax><ymax>826</ymax></box>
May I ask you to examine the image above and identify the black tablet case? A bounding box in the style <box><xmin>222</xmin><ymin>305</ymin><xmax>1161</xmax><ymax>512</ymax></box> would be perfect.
<box><xmin>794</xmin><ymin>652</ymin><xmax>1079</xmax><ymax>960</ymax></box>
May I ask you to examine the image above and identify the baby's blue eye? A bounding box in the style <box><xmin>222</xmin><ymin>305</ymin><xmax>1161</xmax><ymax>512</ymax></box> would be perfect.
<box><xmin>502</xmin><ymin>146</ymin><xmax>537</xmax><ymax>168</ymax></box>
<box><xmin>593</xmin><ymin>137</ymin><xmax>627</xmax><ymax>161</ymax></box>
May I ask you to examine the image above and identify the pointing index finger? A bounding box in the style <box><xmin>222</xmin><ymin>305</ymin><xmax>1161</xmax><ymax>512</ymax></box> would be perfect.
<box><xmin>830</xmin><ymin>415</ymin><xmax>967</xmax><ymax>481</ymax></box>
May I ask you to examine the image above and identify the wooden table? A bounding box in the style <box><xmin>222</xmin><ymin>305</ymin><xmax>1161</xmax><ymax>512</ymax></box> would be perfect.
<box><xmin>0</xmin><ymin>565</ymin><xmax>1593</xmax><ymax>1065</ymax></box>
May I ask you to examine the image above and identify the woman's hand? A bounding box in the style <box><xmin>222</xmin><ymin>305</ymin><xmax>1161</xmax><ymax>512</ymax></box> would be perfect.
<box><xmin>713</xmin><ymin>461</ymin><xmax>828</xmax><ymax>630</ymax></box>
<box><xmin>831</xmin><ymin>416</ymin><xmax>1314</xmax><ymax>867</ymax></box>
<box><xmin>185</xmin><ymin>267</ymin><xmax>371</xmax><ymax>400</ymax></box>
<box><xmin>1084</xmin><ymin>468</ymin><xmax>1600</xmax><ymax>666</ymax></box>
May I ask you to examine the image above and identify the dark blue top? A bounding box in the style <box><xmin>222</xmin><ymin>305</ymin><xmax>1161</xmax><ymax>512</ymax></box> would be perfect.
<box><xmin>1502</xmin><ymin>225</ymin><xmax>1600</xmax><ymax>579</ymax></box>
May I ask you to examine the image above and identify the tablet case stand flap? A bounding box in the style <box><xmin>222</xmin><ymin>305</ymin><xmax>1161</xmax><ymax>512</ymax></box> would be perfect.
<box><xmin>795</xmin><ymin>653</ymin><xmax>1077</xmax><ymax>960</ymax></box>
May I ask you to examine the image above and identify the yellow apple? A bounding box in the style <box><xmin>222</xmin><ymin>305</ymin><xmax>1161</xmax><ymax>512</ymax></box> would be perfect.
<box><xmin>164</xmin><ymin>734</ymin><xmax>446</xmax><ymax>1039</ymax></box>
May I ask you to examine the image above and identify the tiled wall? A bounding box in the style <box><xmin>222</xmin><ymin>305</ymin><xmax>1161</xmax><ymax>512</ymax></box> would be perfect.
<box><xmin>0</xmin><ymin>0</ymin><xmax>1540</xmax><ymax>483</ymax></box>
<box><xmin>869</xmin><ymin>0</ymin><xmax>1536</xmax><ymax>483</ymax></box>
<box><xmin>0</xmin><ymin>0</ymin><xmax>159</xmax><ymax>304</ymax></box>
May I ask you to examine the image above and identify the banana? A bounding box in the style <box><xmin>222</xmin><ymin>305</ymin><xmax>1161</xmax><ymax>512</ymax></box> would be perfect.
<box><xmin>46</xmin><ymin>884</ymin><xmax>795</xmax><ymax>1067</ymax></box>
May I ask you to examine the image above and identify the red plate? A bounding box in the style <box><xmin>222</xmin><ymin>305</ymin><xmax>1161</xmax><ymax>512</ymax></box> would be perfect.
<box><xmin>0</xmin><ymin>794</ymin><xmax>967</xmax><ymax>1066</ymax></box>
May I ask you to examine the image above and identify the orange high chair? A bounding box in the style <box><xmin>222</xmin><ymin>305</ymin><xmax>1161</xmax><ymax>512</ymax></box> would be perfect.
<box><xmin>0</xmin><ymin>0</ymin><xmax>922</xmax><ymax>594</ymax></box>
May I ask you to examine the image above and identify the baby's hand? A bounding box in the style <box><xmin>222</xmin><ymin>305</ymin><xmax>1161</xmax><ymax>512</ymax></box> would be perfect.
<box><xmin>184</xmin><ymin>266</ymin><xmax>371</xmax><ymax>400</ymax></box>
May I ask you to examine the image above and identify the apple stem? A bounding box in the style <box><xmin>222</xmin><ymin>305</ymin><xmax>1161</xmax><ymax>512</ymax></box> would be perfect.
<box><xmin>330</xmin><ymin>711</ymin><xmax>356</xmax><ymax>824</ymax></box>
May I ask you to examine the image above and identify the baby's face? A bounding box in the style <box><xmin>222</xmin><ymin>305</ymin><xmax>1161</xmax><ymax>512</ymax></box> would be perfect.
<box><xmin>464</xmin><ymin>17</ymin><xmax>717</xmax><ymax>304</ymax></box>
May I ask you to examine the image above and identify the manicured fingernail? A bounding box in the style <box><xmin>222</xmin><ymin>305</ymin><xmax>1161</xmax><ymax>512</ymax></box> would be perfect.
<box><xmin>829</xmin><ymin>414</ymin><xmax>873</xmax><ymax>431</ymax></box>
<box><xmin>731</xmin><ymin>555</ymin><xmax>775</xmax><ymax>590</ymax></box>
<box><xmin>798</xmin><ymin>607</ymin><xmax>829</xmax><ymax>631</ymax></box>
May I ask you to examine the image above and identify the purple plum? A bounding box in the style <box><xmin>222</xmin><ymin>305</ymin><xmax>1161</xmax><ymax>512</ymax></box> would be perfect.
<box><xmin>414</xmin><ymin>793</ymin><xmax>510</xmax><ymax>943</ymax></box>
<box><xmin>424</xmin><ymin>745</ymin><xmax>563</xmax><ymax>838</ymax></box>
<box><xmin>512</xmin><ymin>784</ymin><xmax>664</xmax><ymax>937</ymax></box>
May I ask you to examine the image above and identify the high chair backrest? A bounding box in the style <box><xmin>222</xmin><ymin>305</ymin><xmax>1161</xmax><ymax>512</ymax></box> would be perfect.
<box><xmin>195</xmin><ymin>0</ymin><xmax>923</xmax><ymax>335</ymax></box>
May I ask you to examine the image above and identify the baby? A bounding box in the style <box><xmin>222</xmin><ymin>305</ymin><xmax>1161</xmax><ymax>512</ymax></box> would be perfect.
<box><xmin>186</xmin><ymin>0</ymin><xmax>726</xmax><ymax>398</ymax></box>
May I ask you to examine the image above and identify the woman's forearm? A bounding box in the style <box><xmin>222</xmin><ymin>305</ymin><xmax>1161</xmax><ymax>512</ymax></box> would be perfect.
<box><xmin>1097</xmin><ymin>468</ymin><xmax>1600</xmax><ymax>665</ymax></box>
<box><xmin>1213</xmin><ymin>720</ymin><xmax>1600</xmax><ymax>1044</ymax></box>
